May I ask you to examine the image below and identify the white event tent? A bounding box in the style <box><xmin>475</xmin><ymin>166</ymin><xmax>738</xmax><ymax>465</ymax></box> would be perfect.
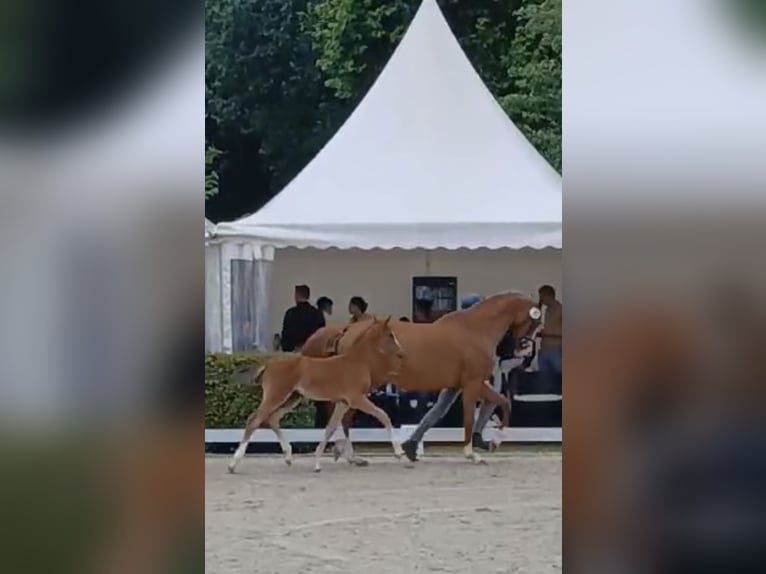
<box><xmin>207</xmin><ymin>0</ymin><xmax>561</xmax><ymax>353</ymax></box>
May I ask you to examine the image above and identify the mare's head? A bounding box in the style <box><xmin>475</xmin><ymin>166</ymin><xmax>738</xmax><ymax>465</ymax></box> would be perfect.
<box><xmin>468</xmin><ymin>291</ymin><xmax>543</xmax><ymax>353</ymax></box>
<box><xmin>355</xmin><ymin>316</ymin><xmax>403</xmax><ymax>376</ymax></box>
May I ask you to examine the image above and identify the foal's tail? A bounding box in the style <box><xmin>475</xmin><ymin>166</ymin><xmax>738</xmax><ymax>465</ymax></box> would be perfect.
<box><xmin>231</xmin><ymin>364</ymin><xmax>267</xmax><ymax>386</ymax></box>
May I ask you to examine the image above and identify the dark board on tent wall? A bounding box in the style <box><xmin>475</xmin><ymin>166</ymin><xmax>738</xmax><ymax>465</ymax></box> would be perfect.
<box><xmin>412</xmin><ymin>276</ymin><xmax>457</xmax><ymax>322</ymax></box>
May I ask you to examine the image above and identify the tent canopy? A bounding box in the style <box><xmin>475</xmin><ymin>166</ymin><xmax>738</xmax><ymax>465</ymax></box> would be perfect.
<box><xmin>217</xmin><ymin>0</ymin><xmax>561</xmax><ymax>250</ymax></box>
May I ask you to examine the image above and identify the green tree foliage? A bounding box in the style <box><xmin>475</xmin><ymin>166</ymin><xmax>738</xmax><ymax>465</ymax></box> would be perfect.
<box><xmin>502</xmin><ymin>0</ymin><xmax>561</xmax><ymax>172</ymax></box>
<box><xmin>205</xmin><ymin>145</ymin><xmax>221</xmax><ymax>200</ymax></box>
<box><xmin>303</xmin><ymin>0</ymin><xmax>415</xmax><ymax>102</ymax></box>
<box><xmin>206</xmin><ymin>0</ymin><xmax>340</xmax><ymax>192</ymax></box>
<box><xmin>205</xmin><ymin>0</ymin><xmax>561</xmax><ymax>219</ymax></box>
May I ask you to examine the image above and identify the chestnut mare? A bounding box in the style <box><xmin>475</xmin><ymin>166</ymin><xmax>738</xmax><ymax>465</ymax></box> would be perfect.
<box><xmin>227</xmin><ymin>317</ymin><xmax>403</xmax><ymax>473</ymax></box>
<box><xmin>302</xmin><ymin>291</ymin><xmax>542</xmax><ymax>463</ymax></box>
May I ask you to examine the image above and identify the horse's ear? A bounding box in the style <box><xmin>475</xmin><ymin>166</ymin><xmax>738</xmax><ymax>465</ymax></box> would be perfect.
<box><xmin>384</xmin><ymin>315</ymin><xmax>391</xmax><ymax>325</ymax></box>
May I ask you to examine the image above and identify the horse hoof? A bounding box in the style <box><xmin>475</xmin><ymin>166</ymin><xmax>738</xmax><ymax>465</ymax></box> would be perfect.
<box><xmin>476</xmin><ymin>458</ymin><xmax>488</xmax><ymax>466</ymax></box>
<box><xmin>285</xmin><ymin>459</ymin><xmax>292</xmax><ymax>466</ymax></box>
<box><xmin>352</xmin><ymin>458</ymin><xmax>369</xmax><ymax>467</ymax></box>
<box><xmin>227</xmin><ymin>465</ymin><xmax>236</xmax><ymax>474</ymax></box>
<box><xmin>332</xmin><ymin>446</ymin><xmax>343</xmax><ymax>462</ymax></box>
<box><xmin>313</xmin><ymin>466</ymin><xmax>322</xmax><ymax>473</ymax></box>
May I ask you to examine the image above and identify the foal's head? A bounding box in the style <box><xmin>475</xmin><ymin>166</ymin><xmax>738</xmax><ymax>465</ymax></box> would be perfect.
<box><xmin>355</xmin><ymin>317</ymin><xmax>403</xmax><ymax>374</ymax></box>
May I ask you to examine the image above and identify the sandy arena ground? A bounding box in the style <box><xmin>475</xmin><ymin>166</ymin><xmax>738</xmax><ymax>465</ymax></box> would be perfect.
<box><xmin>206</xmin><ymin>448</ymin><xmax>561</xmax><ymax>574</ymax></box>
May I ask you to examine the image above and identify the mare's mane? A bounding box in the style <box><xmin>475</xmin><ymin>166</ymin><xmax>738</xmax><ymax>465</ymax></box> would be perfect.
<box><xmin>477</xmin><ymin>290</ymin><xmax>528</xmax><ymax>304</ymax></box>
<box><xmin>439</xmin><ymin>290</ymin><xmax>530</xmax><ymax>322</ymax></box>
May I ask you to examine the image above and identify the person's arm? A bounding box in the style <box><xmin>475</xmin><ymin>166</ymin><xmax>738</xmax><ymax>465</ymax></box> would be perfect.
<box><xmin>281</xmin><ymin>309</ymin><xmax>296</xmax><ymax>352</ymax></box>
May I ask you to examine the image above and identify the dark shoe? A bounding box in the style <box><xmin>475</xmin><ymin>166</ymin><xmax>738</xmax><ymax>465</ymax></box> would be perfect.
<box><xmin>473</xmin><ymin>432</ymin><xmax>490</xmax><ymax>451</ymax></box>
<box><xmin>401</xmin><ymin>440</ymin><xmax>419</xmax><ymax>462</ymax></box>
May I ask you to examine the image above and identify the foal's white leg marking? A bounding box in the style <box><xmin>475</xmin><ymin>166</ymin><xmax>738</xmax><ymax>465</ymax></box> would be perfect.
<box><xmin>488</xmin><ymin>415</ymin><xmax>503</xmax><ymax>452</ymax></box>
<box><xmin>359</xmin><ymin>398</ymin><xmax>400</xmax><ymax>460</ymax></box>
<box><xmin>314</xmin><ymin>404</ymin><xmax>349</xmax><ymax>473</ymax></box>
<box><xmin>272</xmin><ymin>427</ymin><xmax>293</xmax><ymax>465</ymax></box>
<box><xmin>390</xmin><ymin>427</ymin><xmax>404</xmax><ymax>458</ymax></box>
<box><xmin>332</xmin><ymin>437</ymin><xmax>347</xmax><ymax>462</ymax></box>
<box><xmin>332</xmin><ymin>436</ymin><xmax>351</xmax><ymax>462</ymax></box>
<box><xmin>336</xmin><ymin>437</ymin><xmax>370</xmax><ymax>467</ymax></box>
<box><xmin>228</xmin><ymin>440</ymin><xmax>248</xmax><ymax>473</ymax></box>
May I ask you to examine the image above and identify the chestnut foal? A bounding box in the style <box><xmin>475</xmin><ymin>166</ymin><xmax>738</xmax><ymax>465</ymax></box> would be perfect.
<box><xmin>228</xmin><ymin>317</ymin><xmax>403</xmax><ymax>473</ymax></box>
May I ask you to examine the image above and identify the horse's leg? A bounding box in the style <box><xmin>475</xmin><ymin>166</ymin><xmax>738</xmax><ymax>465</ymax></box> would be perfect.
<box><xmin>228</xmin><ymin>385</ymin><xmax>290</xmax><ymax>474</ymax></box>
<box><xmin>461</xmin><ymin>381</ymin><xmax>486</xmax><ymax>464</ymax></box>
<box><xmin>480</xmin><ymin>382</ymin><xmax>511</xmax><ymax>428</ymax></box>
<box><xmin>313</xmin><ymin>402</ymin><xmax>349</xmax><ymax>473</ymax></box>
<box><xmin>477</xmin><ymin>382</ymin><xmax>512</xmax><ymax>451</ymax></box>
<box><xmin>343</xmin><ymin>408</ymin><xmax>368</xmax><ymax>466</ymax></box>
<box><xmin>474</xmin><ymin>365</ymin><xmax>505</xmax><ymax>444</ymax></box>
<box><xmin>333</xmin><ymin>407</ymin><xmax>367</xmax><ymax>466</ymax></box>
<box><xmin>266</xmin><ymin>393</ymin><xmax>302</xmax><ymax>466</ymax></box>
<box><xmin>332</xmin><ymin>403</ymin><xmax>350</xmax><ymax>460</ymax></box>
<box><xmin>350</xmin><ymin>395</ymin><xmax>403</xmax><ymax>459</ymax></box>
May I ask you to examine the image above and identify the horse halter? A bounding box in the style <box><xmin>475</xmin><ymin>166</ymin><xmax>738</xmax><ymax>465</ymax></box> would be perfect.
<box><xmin>515</xmin><ymin>306</ymin><xmax>543</xmax><ymax>350</ymax></box>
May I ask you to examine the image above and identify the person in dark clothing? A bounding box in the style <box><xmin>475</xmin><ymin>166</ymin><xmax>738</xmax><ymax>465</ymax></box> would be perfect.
<box><xmin>316</xmin><ymin>296</ymin><xmax>333</xmax><ymax>315</ymax></box>
<box><xmin>280</xmin><ymin>284</ymin><xmax>325</xmax><ymax>352</ymax></box>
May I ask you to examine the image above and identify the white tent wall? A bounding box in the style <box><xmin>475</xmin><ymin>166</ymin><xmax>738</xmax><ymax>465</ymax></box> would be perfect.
<box><xmin>205</xmin><ymin>219</ymin><xmax>223</xmax><ymax>352</ymax></box>
<box><xmin>266</xmin><ymin>247</ymin><xmax>562</xmax><ymax>342</ymax></box>
<box><xmin>205</xmin><ymin>242</ymin><xmax>223</xmax><ymax>352</ymax></box>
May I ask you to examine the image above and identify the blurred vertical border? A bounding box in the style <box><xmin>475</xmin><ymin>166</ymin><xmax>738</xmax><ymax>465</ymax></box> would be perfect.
<box><xmin>564</xmin><ymin>0</ymin><xmax>766</xmax><ymax>572</ymax></box>
<box><xmin>0</xmin><ymin>1</ymin><xmax>203</xmax><ymax>573</ymax></box>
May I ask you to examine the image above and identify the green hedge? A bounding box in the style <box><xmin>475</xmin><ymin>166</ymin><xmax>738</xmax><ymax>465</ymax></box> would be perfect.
<box><xmin>205</xmin><ymin>353</ymin><xmax>316</xmax><ymax>428</ymax></box>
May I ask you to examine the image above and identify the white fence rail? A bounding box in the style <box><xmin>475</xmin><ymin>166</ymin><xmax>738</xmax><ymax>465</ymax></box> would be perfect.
<box><xmin>205</xmin><ymin>427</ymin><xmax>561</xmax><ymax>443</ymax></box>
